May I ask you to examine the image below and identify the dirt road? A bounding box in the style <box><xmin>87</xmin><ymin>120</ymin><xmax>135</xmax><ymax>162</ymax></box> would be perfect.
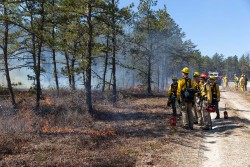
<box><xmin>202</xmin><ymin>87</ymin><xmax>250</xmax><ymax>167</ymax></box>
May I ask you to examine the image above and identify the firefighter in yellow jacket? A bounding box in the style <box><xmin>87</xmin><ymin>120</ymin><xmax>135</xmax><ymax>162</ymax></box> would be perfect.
<box><xmin>239</xmin><ymin>74</ymin><xmax>245</xmax><ymax>92</ymax></box>
<box><xmin>234</xmin><ymin>74</ymin><xmax>239</xmax><ymax>90</ymax></box>
<box><xmin>210</xmin><ymin>76</ymin><xmax>220</xmax><ymax>119</ymax></box>
<box><xmin>223</xmin><ymin>75</ymin><xmax>228</xmax><ymax>87</ymax></box>
<box><xmin>200</xmin><ymin>73</ymin><xmax>212</xmax><ymax>130</ymax></box>
<box><xmin>167</xmin><ymin>77</ymin><xmax>178</xmax><ymax>116</ymax></box>
<box><xmin>177</xmin><ymin>67</ymin><xmax>196</xmax><ymax>130</ymax></box>
<box><xmin>192</xmin><ymin>71</ymin><xmax>201</xmax><ymax>124</ymax></box>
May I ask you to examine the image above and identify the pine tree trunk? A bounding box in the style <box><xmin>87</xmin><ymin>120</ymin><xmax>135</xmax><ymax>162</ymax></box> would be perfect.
<box><xmin>86</xmin><ymin>1</ymin><xmax>93</xmax><ymax>114</ymax></box>
<box><xmin>29</xmin><ymin>4</ymin><xmax>39</xmax><ymax>112</ymax></box>
<box><xmin>82</xmin><ymin>54</ymin><xmax>86</xmax><ymax>87</ymax></box>
<box><xmin>157</xmin><ymin>65</ymin><xmax>160</xmax><ymax>93</ymax></box>
<box><xmin>109</xmin><ymin>71</ymin><xmax>113</xmax><ymax>90</ymax></box>
<box><xmin>102</xmin><ymin>39</ymin><xmax>109</xmax><ymax>93</ymax></box>
<box><xmin>64</xmin><ymin>51</ymin><xmax>72</xmax><ymax>87</ymax></box>
<box><xmin>161</xmin><ymin>57</ymin><xmax>166</xmax><ymax>91</ymax></box>
<box><xmin>147</xmin><ymin>55</ymin><xmax>152</xmax><ymax>95</ymax></box>
<box><xmin>35</xmin><ymin>1</ymin><xmax>45</xmax><ymax>112</ymax></box>
<box><xmin>70</xmin><ymin>58</ymin><xmax>76</xmax><ymax>90</ymax></box>
<box><xmin>147</xmin><ymin>9</ymin><xmax>152</xmax><ymax>96</ymax></box>
<box><xmin>111</xmin><ymin>0</ymin><xmax>117</xmax><ymax>106</ymax></box>
<box><xmin>52</xmin><ymin>0</ymin><xmax>59</xmax><ymax>94</ymax></box>
<box><xmin>3</xmin><ymin>4</ymin><xmax>16</xmax><ymax>109</ymax></box>
<box><xmin>52</xmin><ymin>48</ymin><xmax>59</xmax><ymax>93</ymax></box>
<box><xmin>36</xmin><ymin>43</ymin><xmax>42</xmax><ymax>112</ymax></box>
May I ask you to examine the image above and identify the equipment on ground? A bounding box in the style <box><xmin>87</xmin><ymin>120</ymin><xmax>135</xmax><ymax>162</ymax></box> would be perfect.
<box><xmin>206</xmin><ymin>105</ymin><xmax>216</xmax><ymax>112</ymax></box>
<box><xmin>224</xmin><ymin>104</ymin><xmax>228</xmax><ymax>119</ymax></box>
<box><xmin>170</xmin><ymin>116</ymin><xmax>176</xmax><ymax>126</ymax></box>
<box><xmin>206</xmin><ymin>105</ymin><xmax>216</xmax><ymax>130</ymax></box>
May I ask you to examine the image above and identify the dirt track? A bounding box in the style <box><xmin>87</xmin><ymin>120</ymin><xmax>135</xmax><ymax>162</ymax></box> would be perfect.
<box><xmin>202</xmin><ymin>87</ymin><xmax>250</xmax><ymax>167</ymax></box>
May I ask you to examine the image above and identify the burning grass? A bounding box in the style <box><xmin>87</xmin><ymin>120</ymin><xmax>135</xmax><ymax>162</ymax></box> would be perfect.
<box><xmin>41</xmin><ymin>119</ymin><xmax>115</xmax><ymax>136</ymax></box>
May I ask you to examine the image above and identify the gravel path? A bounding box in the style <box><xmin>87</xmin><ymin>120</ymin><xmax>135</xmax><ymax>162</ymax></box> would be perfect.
<box><xmin>202</xmin><ymin>87</ymin><xmax>250</xmax><ymax>167</ymax></box>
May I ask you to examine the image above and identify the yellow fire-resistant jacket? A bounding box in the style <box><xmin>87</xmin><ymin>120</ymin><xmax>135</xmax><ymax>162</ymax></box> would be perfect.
<box><xmin>210</xmin><ymin>83</ymin><xmax>220</xmax><ymax>100</ymax></box>
<box><xmin>193</xmin><ymin>81</ymin><xmax>201</xmax><ymax>96</ymax></box>
<box><xmin>194</xmin><ymin>81</ymin><xmax>200</xmax><ymax>90</ymax></box>
<box><xmin>223</xmin><ymin>77</ymin><xmax>228</xmax><ymax>83</ymax></box>
<box><xmin>234</xmin><ymin>76</ymin><xmax>239</xmax><ymax>84</ymax></box>
<box><xmin>168</xmin><ymin>82</ymin><xmax>178</xmax><ymax>97</ymax></box>
<box><xmin>177</xmin><ymin>76</ymin><xmax>196</xmax><ymax>100</ymax></box>
<box><xmin>200</xmin><ymin>81</ymin><xmax>212</xmax><ymax>104</ymax></box>
<box><xmin>239</xmin><ymin>76</ymin><xmax>245</xmax><ymax>87</ymax></box>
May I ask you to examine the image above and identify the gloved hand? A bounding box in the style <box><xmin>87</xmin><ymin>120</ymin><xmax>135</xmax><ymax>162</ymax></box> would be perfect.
<box><xmin>167</xmin><ymin>100</ymin><xmax>171</xmax><ymax>106</ymax></box>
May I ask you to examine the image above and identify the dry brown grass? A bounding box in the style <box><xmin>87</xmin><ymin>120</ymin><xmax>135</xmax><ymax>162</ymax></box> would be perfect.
<box><xmin>224</xmin><ymin>85</ymin><xmax>250</xmax><ymax>102</ymax></box>
<box><xmin>0</xmin><ymin>89</ymin><xmax>204</xmax><ymax>166</ymax></box>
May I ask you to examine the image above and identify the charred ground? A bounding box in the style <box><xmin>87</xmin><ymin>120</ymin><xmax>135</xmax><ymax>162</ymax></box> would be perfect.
<box><xmin>0</xmin><ymin>88</ymin><xmax>249</xmax><ymax>166</ymax></box>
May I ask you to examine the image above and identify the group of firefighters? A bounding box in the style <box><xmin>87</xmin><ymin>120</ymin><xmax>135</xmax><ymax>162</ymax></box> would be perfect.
<box><xmin>167</xmin><ymin>67</ymin><xmax>220</xmax><ymax>130</ymax></box>
<box><xmin>222</xmin><ymin>74</ymin><xmax>248</xmax><ymax>91</ymax></box>
<box><xmin>233</xmin><ymin>74</ymin><xmax>248</xmax><ymax>91</ymax></box>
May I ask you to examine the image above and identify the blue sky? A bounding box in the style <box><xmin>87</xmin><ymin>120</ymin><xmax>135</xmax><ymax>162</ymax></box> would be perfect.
<box><xmin>119</xmin><ymin>0</ymin><xmax>250</xmax><ymax>57</ymax></box>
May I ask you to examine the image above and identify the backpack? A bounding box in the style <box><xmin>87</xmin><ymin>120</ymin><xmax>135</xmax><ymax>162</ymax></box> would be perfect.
<box><xmin>211</xmin><ymin>83</ymin><xmax>217</xmax><ymax>98</ymax></box>
<box><xmin>171</xmin><ymin>83</ymin><xmax>178</xmax><ymax>96</ymax></box>
<box><xmin>182</xmin><ymin>78</ymin><xmax>196</xmax><ymax>102</ymax></box>
<box><xmin>211</xmin><ymin>83</ymin><xmax>218</xmax><ymax>104</ymax></box>
<box><xmin>201</xmin><ymin>82</ymin><xmax>209</xmax><ymax>93</ymax></box>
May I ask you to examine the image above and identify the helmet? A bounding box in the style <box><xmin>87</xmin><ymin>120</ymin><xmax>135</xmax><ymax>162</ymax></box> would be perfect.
<box><xmin>172</xmin><ymin>77</ymin><xmax>178</xmax><ymax>81</ymax></box>
<box><xmin>200</xmin><ymin>73</ymin><xmax>207</xmax><ymax>79</ymax></box>
<box><xmin>182</xmin><ymin>67</ymin><xmax>190</xmax><ymax>74</ymax></box>
<box><xmin>210</xmin><ymin>76</ymin><xmax>216</xmax><ymax>80</ymax></box>
<box><xmin>193</xmin><ymin>71</ymin><xmax>200</xmax><ymax>77</ymax></box>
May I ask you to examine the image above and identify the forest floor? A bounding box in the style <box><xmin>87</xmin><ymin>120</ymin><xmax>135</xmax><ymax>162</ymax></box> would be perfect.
<box><xmin>0</xmin><ymin>87</ymin><xmax>249</xmax><ymax>166</ymax></box>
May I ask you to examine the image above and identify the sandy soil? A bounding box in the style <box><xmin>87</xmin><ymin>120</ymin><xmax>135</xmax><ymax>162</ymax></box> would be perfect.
<box><xmin>202</xmin><ymin>87</ymin><xmax>250</xmax><ymax>167</ymax></box>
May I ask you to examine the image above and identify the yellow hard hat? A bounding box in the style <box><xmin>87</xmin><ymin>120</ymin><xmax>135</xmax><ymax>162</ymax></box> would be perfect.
<box><xmin>172</xmin><ymin>76</ymin><xmax>178</xmax><ymax>81</ymax></box>
<box><xmin>210</xmin><ymin>76</ymin><xmax>216</xmax><ymax>80</ymax></box>
<box><xmin>193</xmin><ymin>71</ymin><xmax>200</xmax><ymax>77</ymax></box>
<box><xmin>182</xmin><ymin>67</ymin><xmax>190</xmax><ymax>74</ymax></box>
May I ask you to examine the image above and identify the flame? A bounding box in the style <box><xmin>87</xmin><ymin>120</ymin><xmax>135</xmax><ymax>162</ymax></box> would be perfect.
<box><xmin>45</xmin><ymin>97</ymin><xmax>52</xmax><ymax>105</ymax></box>
<box><xmin>41</xmin><ymin>121</ymin><xmax>115</xmax><ymax>136</ymax></box>
<box><xmin>41</xmin><ymin>120</ymin><xmax>49</xmax><ymax>132</ymax></box>
<box><xmin>130</xmin><ymin>86</ymin><xmax>142</xmax><ymax>91</ymax></box>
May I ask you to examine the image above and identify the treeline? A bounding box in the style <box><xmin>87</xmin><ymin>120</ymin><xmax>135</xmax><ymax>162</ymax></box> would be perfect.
<box><xmin>0</xmin><ymin>0</ymin><xmax>249</xmax><ymax>114</ymax></box>
<box><xmin>202</xmin><ymin>53</ymin><xmax>250</xmax><ymax>80</ymax></box>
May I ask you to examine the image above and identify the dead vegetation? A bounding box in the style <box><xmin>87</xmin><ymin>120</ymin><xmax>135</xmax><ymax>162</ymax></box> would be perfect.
<box><xmin>0</xmin><ymin>89</ymin><xmax>205</xmax><ymax>166</ymax></box>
